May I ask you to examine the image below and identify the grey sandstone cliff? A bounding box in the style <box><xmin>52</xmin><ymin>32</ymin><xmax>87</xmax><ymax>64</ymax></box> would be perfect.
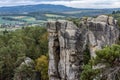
<box><xmin>47</xmin><ymin>15</ymin><xmax>120</xmax><ymax>80</ymax></box>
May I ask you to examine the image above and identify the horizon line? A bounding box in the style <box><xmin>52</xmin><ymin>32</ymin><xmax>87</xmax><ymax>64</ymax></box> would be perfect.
<box><xmin>0</xmin><ymin>4</ymin><xmax>119</xmax><ymax>9</ymax></box>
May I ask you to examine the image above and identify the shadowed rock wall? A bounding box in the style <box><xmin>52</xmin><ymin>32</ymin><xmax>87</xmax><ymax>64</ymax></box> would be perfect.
<box><xmin>47</xmin><ymin>15</ymin><xmax>120</xmax><ymax>80</ymax></box>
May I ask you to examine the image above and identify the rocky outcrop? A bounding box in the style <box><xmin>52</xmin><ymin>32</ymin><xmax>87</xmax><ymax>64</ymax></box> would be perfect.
<box><xmin>14</xmin><ymin>57</ymin><xmax>35</xmax><ymax>80</ymax></box>
<box><xmin>47</xmin><ymin>15</ymin><xmax>120</xmax><ymax>80</ymax></box>
<box><xmin>86</xmin><ymin>15</ymin><xmax>119</xmax><ymax>57</ymax></box>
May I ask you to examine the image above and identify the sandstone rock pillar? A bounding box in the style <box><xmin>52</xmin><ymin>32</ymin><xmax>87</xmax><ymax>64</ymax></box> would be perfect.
<box><xmin>47</xmin><ymin>21</ymin><xmax>86</xmax><ymax>80</ymax></box>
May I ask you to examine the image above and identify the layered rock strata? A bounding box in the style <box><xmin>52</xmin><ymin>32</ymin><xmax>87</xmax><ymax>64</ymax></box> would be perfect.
<box><xmin>47</xmin><ymin>15</ymin><xmax>120</xmax><ymax>80</ymax></box>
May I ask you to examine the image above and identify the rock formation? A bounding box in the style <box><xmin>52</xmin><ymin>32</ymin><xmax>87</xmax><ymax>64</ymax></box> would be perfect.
<box><xmin>14</xmin><ymin>57</ymin><xmax>35</xmax><ymax>80</ymax></box>
<box><xmin>47</xmin><ymin>15</ymin><xmax>120</xmax><ymax>80</ymax></box>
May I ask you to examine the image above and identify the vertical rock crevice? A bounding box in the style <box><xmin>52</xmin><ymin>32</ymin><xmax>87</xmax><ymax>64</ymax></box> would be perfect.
<box><xmin>53</xmin><ymin>38</ymin><xmax>61</xmax><ymax>79</ymax></box>
<box><xmin>47</xmin><ymin>15</ymin><xmax>120</xmax><ymax>80</ymax></box>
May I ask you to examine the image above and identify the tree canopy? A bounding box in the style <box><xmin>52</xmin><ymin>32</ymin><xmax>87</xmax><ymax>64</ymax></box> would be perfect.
<box><xmin>0</xmin><ymin>26</ymin><xmax>48</xmax><ymax>80</ymax></box>
<box><xmin>81</xmin><ymin>44</ymin><xmax>120</xmax><ymax>80</ymax></box>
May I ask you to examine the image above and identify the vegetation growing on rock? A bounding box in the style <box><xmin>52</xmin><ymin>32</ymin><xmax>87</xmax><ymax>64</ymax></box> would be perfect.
<box><xmin>81</xmin><ymin>44</ymin><xmax>120</xmax><ymax>80</ymax></box>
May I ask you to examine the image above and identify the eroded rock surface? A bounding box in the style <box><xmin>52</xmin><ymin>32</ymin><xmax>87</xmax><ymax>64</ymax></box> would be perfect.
<box><xmin>14</xmin><ymin>57</ymin><xmax>35</xmax><ymax>80</ymax></box>
<box><xmin>47</xmin><ymin>15</ymin><xmax>120</xmax><ymax>80</ymax></box>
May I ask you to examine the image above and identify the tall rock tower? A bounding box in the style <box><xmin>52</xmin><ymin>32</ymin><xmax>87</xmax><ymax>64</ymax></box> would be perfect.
<box><xmin>47</xmin><ymin>15</ymin><xmax>120</xmax><ymax>80</ymax></box>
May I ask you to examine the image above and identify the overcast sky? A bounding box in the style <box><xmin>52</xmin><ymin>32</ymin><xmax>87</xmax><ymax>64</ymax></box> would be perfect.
<box><xmin>0</xmin><ymin>0</ymin><xmax>120</xmax><ymax>8</ymax></box>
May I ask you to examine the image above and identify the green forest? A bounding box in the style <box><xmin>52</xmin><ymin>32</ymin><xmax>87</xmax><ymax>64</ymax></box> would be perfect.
<box><xmin>0</xmin><ymin>26</ymin><xmax>49</xmax><ymax>80</ymax></box>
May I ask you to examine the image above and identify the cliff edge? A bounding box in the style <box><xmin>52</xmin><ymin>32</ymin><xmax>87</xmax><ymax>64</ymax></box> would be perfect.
<box><xmin>47</xmin><ymin>15</ymin><xmax>120</xmax><ymax>80</ymax></box>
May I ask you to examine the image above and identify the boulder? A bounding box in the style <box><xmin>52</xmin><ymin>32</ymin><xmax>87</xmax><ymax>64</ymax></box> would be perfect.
<box><xmin>14</xmin><ymin>57</ymin><xmax>35</xmax><ymax>80</ymax></box>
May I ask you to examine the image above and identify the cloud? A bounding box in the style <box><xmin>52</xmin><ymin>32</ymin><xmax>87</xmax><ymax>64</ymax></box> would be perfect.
<box><xmin>0</xmin><ymin>0</ymin><xmax>120</xmax><ymax>8</ymax></box>
<box><xmin>40</xmin><ymin>0</ymin><xmax>120</xmax><ymax>8</ymax></box>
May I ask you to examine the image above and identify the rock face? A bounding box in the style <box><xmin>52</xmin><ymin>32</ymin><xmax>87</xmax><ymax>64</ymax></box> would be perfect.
<box><xmin>86</xmin><ymin>15</ymin><xmax>119</xmax><ymax>57</ymax></box>
<box><xmin>47</xmin><ymin>15</ymin><xmax>120</xmax><ymax>80</ymax></box>
<box><xmin>14</xmin><ymin>57</ymin><xmax>35</xmax><ymax>80</ymax></box>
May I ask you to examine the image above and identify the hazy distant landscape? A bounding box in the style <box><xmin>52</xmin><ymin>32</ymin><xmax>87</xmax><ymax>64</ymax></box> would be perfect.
<box><xmin>0</xmin><ymin>4</ymin><xmax>120</xmax><ymax>31</ymax></box>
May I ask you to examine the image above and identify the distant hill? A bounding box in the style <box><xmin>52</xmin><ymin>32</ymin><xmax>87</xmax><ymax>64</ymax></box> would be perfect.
<box><xmin>0</xmin><ymin>4</ymin><xmax>80</xmax><ymax>14</ymax></box>
<box><xmin>0</xmin><ymin>4</ymin><xmax>119</xmax><ymax>17</ymax></box>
